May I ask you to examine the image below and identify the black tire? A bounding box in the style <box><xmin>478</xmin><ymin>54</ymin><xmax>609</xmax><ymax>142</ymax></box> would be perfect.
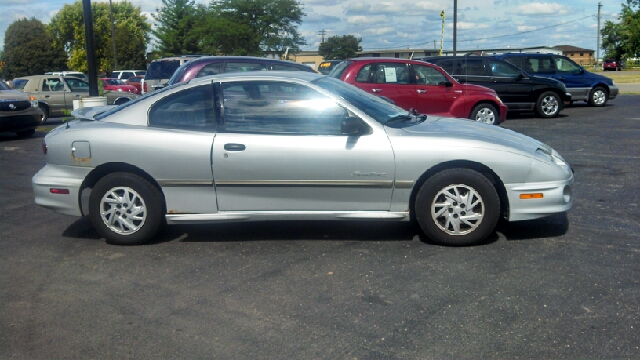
<box><xmin>16</xmin><ymin>129</ymin><xmax>36</xmax><ymax>138</ymax></box>
<box><xmin>89</xmin><ymin>172</ymin><xmax>164</xmax><ymax>245</ymax></box>
<box><xmin>38</xmin><ymin>104</ymin><xmax>48</xmax><ymax>123</ymax></box>
<box><xmin>415</xmin><ymin>168</ymin><xmax>500</xmax><ymax>246</ymax></box>
<box><xmin>588</xmin><ymin>86</ymin><xmax>608</xmax><ymax>107</ymax></box>
<box><xmin>469</xmin><ymin>103</ymin><xmax>499</xmax><ymax>125</ymax></box>
<box><xmin>535</xmin><ymin>91</ymin><xmax>561</xmax><ymax>118</ymax></box>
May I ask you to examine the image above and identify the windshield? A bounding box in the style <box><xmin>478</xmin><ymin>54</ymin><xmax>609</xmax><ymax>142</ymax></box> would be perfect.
<box><xmin>0</xmin><ymin>81</ymin><xmax>10</xmax><ymax>90</ymax></box>
<box><xmin>146</xmin><ymin>60</ymin><xmax>181</xmax><ymax>80</ymax></box>
<box><xmin>313</xmin><ymin>77</ymin><xmax>405</xmax><ymax>124</ymax></box>
<box><xmin>328</xmin><ymin>61</ymin><xmax>351</xmax><ymax>78</ymax></box>
<box><xmin>11</xmin><ymin>79</ymin><xmax>28</xmax><ymax>90</ymax></box>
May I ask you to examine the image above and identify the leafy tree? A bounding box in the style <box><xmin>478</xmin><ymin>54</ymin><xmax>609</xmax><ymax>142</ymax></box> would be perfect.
<box><xmin>48</xmin><ymin>1</ymin><xmax>150</xmax><ymax>73</ymax></box>
<box><xmin>602</xmin><ymin>0</ymin><xmax>640</xmax><ymax>60</ymax></box>
<box><xmin>151</xmin><ymin>0</ymin><xmax>201</xmax><ymax>56</ymax></box>
<box><xmin>209</xmin><ymin>0</ymin><xmax>306</xmax><ymax>57</ymax></box>
<box><xmin>1</xmin><ymin>18</ymin><xmax>67</xmax><ymax>79</ymax></box>
<box><xmin>318</xmin><ymin>35</ymin><xmax>362</xmax><ymax>60</ymax></box>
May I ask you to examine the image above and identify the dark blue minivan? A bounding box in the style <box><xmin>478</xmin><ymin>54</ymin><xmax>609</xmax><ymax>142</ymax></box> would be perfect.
<box><xmin>495</xmin><ymin>53</ymin><xmax>618</xmax><ymax>107</ymax></box>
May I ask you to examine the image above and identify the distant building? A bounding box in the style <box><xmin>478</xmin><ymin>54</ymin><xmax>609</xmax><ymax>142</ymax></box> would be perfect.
<box><xmin>553</xmin><ymin>45</ymin><xmax>595</xmax><ymax>65</ymax></box>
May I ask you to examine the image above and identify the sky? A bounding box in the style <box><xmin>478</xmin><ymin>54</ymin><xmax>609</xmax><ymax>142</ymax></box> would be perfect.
<box><xmin>0</xmin><ymin>0</ymin><xmax>627</xmax><ymax>54</ymax></box>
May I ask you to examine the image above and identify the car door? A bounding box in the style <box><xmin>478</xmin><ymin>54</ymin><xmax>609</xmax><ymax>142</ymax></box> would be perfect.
<box><xmin>410</xmin><ymin>63</ymin><xmax>458</xmax><ymax>116</ymax></box>
<box><xmin>212</xmin><ymin>80</ymin><xmax>395</xmax><ymax>211</ymax></box>
<box><xmin>63</xmin><ymin>77</ymin><xmax>89</xmax><ymax>110</ymax></box>
<box><xmin>551</xmin><ymin>55</ymin><xmax>586</xmax><ymax>90</ymax></box>
<box><xmin>38</xmin><ymin>77</ymin><xmax>68</xmax><ymax>116</ymax></box>
<box><xmin>351</xmin><ymin>62</ymin><xmax>416</xmax><ymax>111</ymax></box>
<box><xmin>485</xmin><ymin>58</ymin><xmax>534</xmax><ymax>107</ymax></box>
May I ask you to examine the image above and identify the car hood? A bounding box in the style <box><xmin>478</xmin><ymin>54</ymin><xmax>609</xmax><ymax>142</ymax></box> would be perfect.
<box><xmin>0</xmin><ymin>89</ymin><xmax>31</xmax><ymax>100</ymax></box>
<box><xmin>397</xmin><ymin>116</ymin><xmax>544</xmax><ymax>154</ymax></box>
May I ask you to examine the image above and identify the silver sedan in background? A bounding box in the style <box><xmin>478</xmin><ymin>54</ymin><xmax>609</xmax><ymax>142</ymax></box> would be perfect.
<box><xmin>32</xmin><ymin>72</ymin><xmax>573</xmax><ymax>246</ymax></box>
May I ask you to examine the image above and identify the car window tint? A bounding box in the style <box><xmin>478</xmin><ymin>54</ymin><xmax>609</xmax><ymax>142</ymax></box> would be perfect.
<box><xmin>221</xmin><ymin>81</ymin><xmax>347</xmax><ymax>135</ymax></box>
<box><xmin>65</xmin><ymin>78</ymin><xmax>89</xmax><ymax>92</ymax></box>
<box><xmin>436</xmin><ymin>59</ymin><xmax>456</xmax><ymax>74</ymax></box>
<box><xmin>526</xmin><ymin>56</ymin><xmax>556</xmax><ymax>74</ymax></box>
<box><xmin>272</xmin><ymin>64</ymin><xmax>304</xmax><ymax>71</ymax></box>
<box><xmin>554</xmin><ymin>56</ymin><xmax>581</xmax><ymax>74</ymax></box>
<box><xmin>412</xmin><ymin>64</ymin><xmax>448</xmax><ymax>85</ymax></box>
<box><xmin>459</xmin><ymin>59</ymin><xmax>487</xmax><ymax>76</ymax></box>
<box><xmin>357</xmin><ymin>63</ymin><xmax>411</xmax><ymax>84</ymax></box>
<box><xmin>502</xmin><ymin>56</ymin><xmax>526</xmax><ymax>71</ymax></box>
<box><xmin>149</xmin><ymin>85</ymin><xmax>215</xmax><ymax>131</ymax></box>
<box><xmin>487</xmin><ymin>60</ymin><xmax>520</xmax><ymax>77</ymax></box>
<box><xmin>224</xmin><ymin>62</ymin><xmax>267</xmax><ymax>73</ymax></box>
<box><xmin>197</xmin><ymin>62</ymin><xmax>222</xmax><ymax>77</ymax></box>
<box><xmin>42</xmin><ymin>78</ymin><xmax>65</xmax><ymax>92</ymax></box>
<box><xmin>329</xmin><ymin>60</ymin><xmax>351</xmax><ymax>78</ymax></box>
<box><xmin>12</xmin><ymin>79</ymin><xmax>28</xmax><ymax>90</ymax></box>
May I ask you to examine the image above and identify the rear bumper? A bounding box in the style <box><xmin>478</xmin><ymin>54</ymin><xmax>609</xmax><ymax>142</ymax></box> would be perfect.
<box><xmin>32</xmin><ymin>164</ymin><xmax>93</xmax><ymax>216</ymax></box>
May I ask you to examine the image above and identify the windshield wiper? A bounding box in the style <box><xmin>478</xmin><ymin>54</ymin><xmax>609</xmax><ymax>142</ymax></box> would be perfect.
<box><xmin>386</xmin><ymin>109</ymin><xmax>428</xmax><ymax>124</ymax></box>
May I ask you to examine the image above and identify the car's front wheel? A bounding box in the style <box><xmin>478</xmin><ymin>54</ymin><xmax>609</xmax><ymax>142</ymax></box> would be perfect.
<box><xmin>89</xmin><ymin>173</ymin><xmax>164</xmax><ymax>245</ymax></box>
<box><xmin>470</xmin><ymin>103</ymin><xmax>498</xmax><ymax>125</ymax></box>
<box><xmin>588</xmin><ymin>86</ymin><xmax>608</xmax><ymax>107</ymax></box>
<box><xmin>536</xmin><ymin>91</ymin><xmax>560</xmax><ymax>118</ymax></box>
<box><xmin>415</xmin><ymin>168</ymin><xmax>500</xmax><ymax>246</ymax></box>
<box><xmin>38</xmin><ymin>104</ymin><xmax>48</xmax><ymax>123</ymax></box>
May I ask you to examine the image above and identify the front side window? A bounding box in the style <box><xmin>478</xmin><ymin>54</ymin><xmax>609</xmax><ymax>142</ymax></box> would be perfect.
<box><xmin>412</xmin><ymin>64</ymin><xmax>448</xmax><ymax>85</ymax></box>
<box><xmin>149</xmin><ymin>85</ymin><xmax>215</xmax><ymax>131</ymax></box>
<box><xmin>502</xmin><ymin>56</ymin><xmax>527</xmax><ymax>72</ymax></box>
<box><xmin>486</xmin><ymin>60</ymin><xmax>520</xmax><ymax>77</ymax></box>
<box><xmin>356</xmin><ymin>63</ymin><xmax>411</xmax><ymax>84</ymax></box>
<box><xmin>221</xmin><ymin>81</ymin><xmax>348</xmax><ymax>135</ymax></box>
<box><xmin>224</xmin><ymin>62</ymin><xmax>267</xmax><ymax>73</ymax></box>
<box><xmin>554</xmin><ymin>56</ymin><xmax>581</xmax><ymax>74</ymax></box>
<box><xmin>43</xmin><ymin>78</ymin><xmax>65</xmax><ymax>92</ymax></box>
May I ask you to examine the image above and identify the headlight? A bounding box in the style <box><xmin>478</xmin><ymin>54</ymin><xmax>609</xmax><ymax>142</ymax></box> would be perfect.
<box><xmin>536</xmin><ymin>146</ymin><xmax>566</xmax><ymax>166</ymax></box>
<box><xmin>30</xmin><ymin>100</ymin><xmax>38</xmax><ymax>107</ymax></box>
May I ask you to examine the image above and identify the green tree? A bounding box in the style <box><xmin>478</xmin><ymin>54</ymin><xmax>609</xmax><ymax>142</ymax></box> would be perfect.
<box><xmin>151</xmin><ymin>0</ymin><xmax>201</xmax><ymax>56</ymax></box>
<box><xmin>48</xmin><ymin>1</ymin><xmax>150</xmax><ymax>74</ymax></box>
<box><xmin>209</xmin><ymin>0</ymin><xmax>306</xmax><ymax>57</ymax></box>
<box><xmin>602</xmin><ymin>0</ymin><xmax>640</xmax><ymax>60</ymax></box>
<box><xmin>1</xmin><ymin>18</ymin><xmax>67</xmax><ymax>79</ymax></box>
<box><xmin>318</xmin><ymin>35</ymin><xmax>362</xmax><ymax>60</ymax></box>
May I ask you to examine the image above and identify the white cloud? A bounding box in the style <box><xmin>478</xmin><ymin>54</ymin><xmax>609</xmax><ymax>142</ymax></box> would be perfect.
<box><xmin>515</xmin><ymin>2</ymin><xmax>568</xmax><ymax>15</ymax></box>
<box><xmin>347</xmin><ymin>15</ymin><xmax>387</xmax><ymax>25</ymax></box>
<box><xmin>518</xmin><ymin>25</ymin><xmax>537</xmax><ymax>31</ymax></box>
<box><xmin>448</xmin><ymin>22</ymin><xmax>489</xmax><ymax>30</ymax></box>
<box><xmin>365</xmin><ymin>27</ymin><xmax>396</xmax><ymax>35</ymax></box>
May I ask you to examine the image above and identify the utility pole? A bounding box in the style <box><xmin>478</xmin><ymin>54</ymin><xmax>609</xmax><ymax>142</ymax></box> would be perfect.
<box><xmin>318</xmin><ymin>29</ymin><xmax>326</xmax><ymax>43</ymax></box>
<box><xmin>109</xmin><ymin>0</ymin><xmax>118</xmax><ymax>72</ymax></box>
<box><xmin>453</xmin><ymin>0</ymin><xmax>457</xmax><ymax>56</ymax></box>
<box><xmin>596</xmin><ymin>2</ymin><xmax>602</xmax><ymax>67</ymax></box>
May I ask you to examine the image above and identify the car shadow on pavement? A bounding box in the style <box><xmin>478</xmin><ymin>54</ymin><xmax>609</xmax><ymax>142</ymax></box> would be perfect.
<box><xmin>61</xmin><ymin>213</ymin><xmax>569</xmax><ymax>246</ymax></box>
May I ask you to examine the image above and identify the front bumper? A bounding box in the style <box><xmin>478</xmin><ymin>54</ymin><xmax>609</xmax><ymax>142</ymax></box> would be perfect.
<box><xmin>0</xmin><ymin>108</ymin><xmax>42</xmax><ymax>133</ymax></box>
<box><xmin>608</xmin><ymin>85</ymin><xmax>619</xmax><ymax>100</ymax></box>
<box><xmin>505</xmin><ymin>172</ymin><xmax>574</xmax><ymax>221</ymax></box>
<box><xmin>32</xmin><ymin>164</ymin><xmax>93</xmax><ymax>216</ymax></box>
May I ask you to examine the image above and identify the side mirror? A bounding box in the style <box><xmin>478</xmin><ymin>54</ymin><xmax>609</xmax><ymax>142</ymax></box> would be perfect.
<box><xmin>341</xmin><ymin>117</ymin><xmax>362</xmax><ymax>135</ymax></box>
<box><xmin>579</xmin><ymin>67</ymin><xmax>585</xmax><ymax>74</ymax></box>
<box><xmin>518</xmin><ymin>73</ymin><xmax>526</xmax><ymax>79</ymax></box>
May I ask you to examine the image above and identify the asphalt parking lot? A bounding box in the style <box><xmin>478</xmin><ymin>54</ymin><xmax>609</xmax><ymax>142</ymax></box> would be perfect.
<box><xmin>1</xmin><ymin>96</ymin><xmax>639</xmax><ymax>358</ymax></box>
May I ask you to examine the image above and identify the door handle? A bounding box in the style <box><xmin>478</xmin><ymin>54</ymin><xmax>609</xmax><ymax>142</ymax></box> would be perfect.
<box><xmin>371</xmin><ymin>89</ymin><xmax>382</xmax><ymax>93</ymax></box>
<box><xmin>44</xmin><ymin>95</ymin><xmax>51</xmax><ymax>98</ymax></box>
<box><xmin>75</xmin><ymin>94</ymin><xmax>82</xmax><ymax>97</ymax></box>
<box><xmin>416</xmin><ymin>89</ymin><xmax>427</xmax><ymax>94</ymax></box>
<box><xmin>224</xmin><ymin>143</ymin><xmax>246</xmax><ymax>151</ymax></box>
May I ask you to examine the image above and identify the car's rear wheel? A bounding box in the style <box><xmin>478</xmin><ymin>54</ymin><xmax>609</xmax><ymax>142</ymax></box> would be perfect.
<box><xmin>38</xmin><ymin>104</ymin><xmax>48</xmax><ymax>123</ymax></box>
<box><xmin>536</xmin><ymin>91</ymin><xmax>560</xmax><ymax>118</ymax></box>
<box><xmin>16</xmin><ymin>129</ymin><xmax>35</xmax><ymax>138</ymax></box>
<box><xmin>415</xmin><ymin>168</ymin><xmax>500</xmax><ymax>246</ymax></box>
<box><xmin>588</xmin><ymin>86</ymin><xmax>608</xmax><ymax>107</ymax></box>
<box><xmin>470</xmin><ymin>103</ymin><xmax>498</xmax><ymax>125</ymax></box>
<box><xmin>89</xmin><ymin>173</ymin><xmax>163</xmax><ymax>245</ymax></box>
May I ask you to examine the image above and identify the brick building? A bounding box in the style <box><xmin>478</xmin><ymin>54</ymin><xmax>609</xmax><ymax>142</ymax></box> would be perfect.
<box><xmin>553</xmin><ymin>45</ymin><xmax>595</xmax><ymax>65</ymax></box>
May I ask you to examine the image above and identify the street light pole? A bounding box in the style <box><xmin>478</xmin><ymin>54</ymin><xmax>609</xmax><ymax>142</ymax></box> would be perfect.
<box><xmin>453</xmin><ymin>0</ymin><xmax>457</xmax><ymax>56</ymax></box>
<box><xmin>109</xmin><ymin>0</ymin><xmax>118</xmax><ymax>71</ymax></box>
<box><xmin>82</xmin><ymin>0</ymin><xmax>99</xmax><ymax>96</ymax></box>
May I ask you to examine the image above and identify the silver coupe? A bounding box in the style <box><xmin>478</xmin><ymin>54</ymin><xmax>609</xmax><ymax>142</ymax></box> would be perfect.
<box><xmin>33</xmin><ymin>72</ymin><xmax>573</xmax><ymax>246</ymax></box>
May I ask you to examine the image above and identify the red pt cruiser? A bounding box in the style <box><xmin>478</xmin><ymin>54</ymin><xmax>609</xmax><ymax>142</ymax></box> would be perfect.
<box><xmin>330</xmin><ymin>58</ymin><xmax>507</xmax><ymax>125</ymax></box>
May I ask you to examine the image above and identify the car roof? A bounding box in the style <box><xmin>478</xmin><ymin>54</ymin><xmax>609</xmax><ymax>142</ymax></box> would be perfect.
<box><xmin>188</xmin><ymin>70</ymin><xmax>323</xmax><ymax>86</ymax></box>
<box><xmin>346</xmin><ymin>57</ymin><xmax>435</xmax><ymax>64</ymax></box>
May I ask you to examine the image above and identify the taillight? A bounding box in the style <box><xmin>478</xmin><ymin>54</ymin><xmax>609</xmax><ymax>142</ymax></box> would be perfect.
<box><xmin>42</xmin><ymin>138</ymin><xmax>47</xmax><ymax>155</ymax></box>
